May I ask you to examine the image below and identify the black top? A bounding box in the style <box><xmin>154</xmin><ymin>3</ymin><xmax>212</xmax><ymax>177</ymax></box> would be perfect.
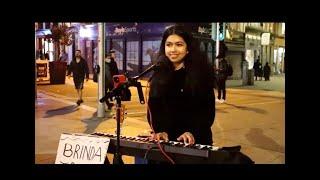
<box><xmin>148</xmin><ymin>67</ymin><xmax>215</xmax><ymax>145</ymax></box>
<box><xmin>263</xmin><ymin>64</ymin><xmax>271</xmax><ymax>75</ymax></box>
<box><xmin>105</xmin><ymin>58</ymin><xmax>119</xmax><ymax>88</ymax></box>
<box><xmin>217</xmin><ymin>59</ymin><xmax>228</xmax><ymax>79</ymax></box>
<box><xmin>68</xmin><ymin>57</ymin><xmax>89</xmax><ymax>79</ymax></box>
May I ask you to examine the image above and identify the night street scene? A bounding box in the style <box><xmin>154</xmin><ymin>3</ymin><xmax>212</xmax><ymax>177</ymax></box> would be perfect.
<box><xmin>35</xmin><ymin>22</ymin><xmax>285</xmax><ymax>164</ymax></box>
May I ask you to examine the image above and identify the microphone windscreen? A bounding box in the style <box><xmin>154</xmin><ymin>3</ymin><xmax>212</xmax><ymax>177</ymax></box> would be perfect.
<box><xmin>155</xmin><ymin>55</ymin><xmax>169</xmax><ymax>68</ymax></box>
<box><xmin>156</xmin><ymin>55</ymin><xmax>166</xmax><ymax>63</ymax></box>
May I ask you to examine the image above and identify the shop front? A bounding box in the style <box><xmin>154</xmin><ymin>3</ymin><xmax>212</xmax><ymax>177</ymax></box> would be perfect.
<box><xmin>104</xmin><ymin>23</ymin><xmax>214</xmax><ymax>77</ymax></box>
<box><xmin>274</xmin><ymin>37</ymin><xmax>285</xmax><ymax>74</ymax></box>
<box><xmin>225</xmin><ymin>29</ymin><xmax>245</xmax><ymax>80</ymax></box>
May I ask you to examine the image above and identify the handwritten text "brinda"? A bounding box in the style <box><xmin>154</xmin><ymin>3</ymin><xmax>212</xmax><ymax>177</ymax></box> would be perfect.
<box><xmin>63</xmin><ymin>143</ymin><xmax>102</xmax><ymax>162</ymax></box>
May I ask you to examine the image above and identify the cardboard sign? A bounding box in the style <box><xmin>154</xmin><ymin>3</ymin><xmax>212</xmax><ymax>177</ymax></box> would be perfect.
<box><xmin>55</xmin><ymin>133</ymin><xmax>110</xmax><ymax>164</ymax></box>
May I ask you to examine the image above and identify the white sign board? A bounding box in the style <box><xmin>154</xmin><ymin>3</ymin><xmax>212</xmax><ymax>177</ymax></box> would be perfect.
<box><xmin>261</xmin><ymin>33</ymin><xmax>270</xmax><ymax>45</ymax></box>
<box><xmin>55</xmin><ymin>133</ymin><xmax>110</xmax><ymax>164</ymax></box>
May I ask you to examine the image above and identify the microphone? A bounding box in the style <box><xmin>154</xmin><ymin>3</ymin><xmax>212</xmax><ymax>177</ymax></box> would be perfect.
<box><xmin>131</xmin><ymin>61</ymin><xmax>163</xmax><ymax>80</ymax></box>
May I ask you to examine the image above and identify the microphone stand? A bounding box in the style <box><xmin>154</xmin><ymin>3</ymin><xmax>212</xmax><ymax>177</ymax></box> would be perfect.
<box><xmin>113</xmin><ymin>94</ymin><xmax>124</xmax><ymax>164</ymax></box>
<box><xmin>100</xmin><ymin>86</ymin><xmax>125</xmax><ymax>164</ymax></box>
<box><xmin>100</xmin><ymin>63</ymin><xmax>159</xmax><ymax>164</ymax></box>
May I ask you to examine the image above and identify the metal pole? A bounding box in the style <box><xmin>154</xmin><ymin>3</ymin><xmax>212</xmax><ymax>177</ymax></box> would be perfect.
<box><xmin>97</xmin><ymin>23</ymin><xmax>106</xmax><ymax>117</ymax></box>
<box><xmin>113</xmin><ymin>96</ymin><xmax>124</xmax><ymax>164</ymax></box>
<box><xmin>35</xmin><ymin>23</ymin><xmax>37</xmax><ymax>101</ymax></box>
<box><xmin>215</xmin><ymin>22</ymin><xmax>220</xmax><ymax>69</ymax></box>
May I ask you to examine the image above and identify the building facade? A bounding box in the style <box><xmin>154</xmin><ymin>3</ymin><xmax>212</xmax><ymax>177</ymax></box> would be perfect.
<box><xmin>104</xmin><ymin>23</ymin><xmax>214</xmax><ymax>77</ymax></box>
<box><xmin>225</xmin><ymin>22</ymin><xmax>285</xmax><ymax>79</ymax></box>
<box><xmin>35</xmin><ymin>22</ymin><xmax>285</xmax><ymax>79</ymax></box>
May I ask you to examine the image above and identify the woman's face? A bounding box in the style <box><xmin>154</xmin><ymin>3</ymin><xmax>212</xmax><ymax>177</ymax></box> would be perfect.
<box><xmin>165</xmin><ymin>34</ymin><xmax>188</xmax><ymax>66</ymax></box>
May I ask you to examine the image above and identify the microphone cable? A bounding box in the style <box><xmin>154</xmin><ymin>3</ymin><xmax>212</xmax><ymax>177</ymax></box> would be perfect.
<box><xmin>145</xmin><ymin>81</ymin><xmax>175</xmax><ymax>164</ymax></box>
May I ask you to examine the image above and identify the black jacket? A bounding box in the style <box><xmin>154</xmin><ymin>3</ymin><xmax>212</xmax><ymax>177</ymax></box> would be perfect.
<box><xmin>105</xmin><ymin>58</ymin><xmax>119</xmax><ymax>77</ymax></box>
<box><xmin>263</xmin><ymin>64</ymin><xmax>271</xmax><ymax>77</ymax></box>
<box><xmin>217</xmin><ymin>59</ymin><xmax>228</xmax><ymax>80</ymax></box>
<box><xmin>148</xmin><ymin>64</ymin><xmax>215</xmax><ymax>145</ymax></box>
<box><xmin>105</xmin><ymin>58</ymin><xmax>119</xmax><ymax>88</ymax></box>
<box><xmin>68</xmin><ymin>57</ymin><xmax>89</xmax><ymax>79</ymax></box>
<box><xmin>254</xmin><ymin>61</ymin><xmax>263</xmax><ymax>76</ymax></box>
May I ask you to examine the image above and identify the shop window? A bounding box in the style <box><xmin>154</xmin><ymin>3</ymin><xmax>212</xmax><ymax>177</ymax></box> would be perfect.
<box><xmin>126</xmin><ymin>41</ymin><xmax>139</xmax><ymax>73</ymax></box>
<box><xmin>142</xmin><ymin>40</ymin><xmax>161</xmax><ymax>71</ymax></box>
<box><xmin>281</xmin><ymin>23</ymin><xmax>285</xmax><ymax>35</ymax></box>
<box><xmin>112</xmin><ymin>40</ymin><xmax>124</xmax><ymax>71</ymax></box>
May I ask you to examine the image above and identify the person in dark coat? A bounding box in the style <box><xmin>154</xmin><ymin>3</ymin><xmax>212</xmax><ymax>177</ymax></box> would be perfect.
<box><xmin>263</xmin><ymin>62</ymin><xmax>271</xmax><ymax>81</ymax></box>
<box><xmin>147</xmin><ymin>25</ymin><xmax>216</xmax><ymax>147</ymax></box>
<box><xmin>216</xmin><ymin>55</ymin><xmax>228</xmax><ymax>103</ymax></box>
<box><xmin>104</xmin><ymin>51</ymin><xmax>119</xmax><ymax>110</ymax></box>
<box><xmin>67</xmin><ymin>50</ymin><xmax>89</xmax><ymax>105</ymax></box>
<box><xmin>254</xmin><ymin>58</ymin><xmax>263</xmax><ymax>80</ymax></box>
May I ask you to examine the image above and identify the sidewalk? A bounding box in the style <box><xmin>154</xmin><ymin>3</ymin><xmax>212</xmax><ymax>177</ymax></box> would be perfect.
<box><xmin>35</xmin><ymin>74</ymin><xmax>285</xmax><ymax>164</ymax></box>
<box><xmin>62</xmin><ymin>73</ymin><xmax>285</xmax><ymax>93</ymax></box>
<box><xmin>134</xmin><ymin>74</ymin><xmax>285</xmax><ymax>94</ymax></box>
<box><xmin>227</xmin><ymin>74</ymin><xmax>285</xmax><ymax>93</ymax></box>
<box><xmin>35</xmin><ymin>91</ymin><xmax>151</xmax><ymax>164</ymax></box>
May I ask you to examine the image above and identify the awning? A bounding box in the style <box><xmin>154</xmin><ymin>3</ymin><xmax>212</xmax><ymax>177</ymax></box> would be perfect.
<box><xmin>36</xmin><ymin>26</ymin><xmax>78</xmax><ymax>39</ymax></box>
<box><xmin>36</xmin><ymin>29</ymin><xmax>51</xmax><ymax>38</ymax></box>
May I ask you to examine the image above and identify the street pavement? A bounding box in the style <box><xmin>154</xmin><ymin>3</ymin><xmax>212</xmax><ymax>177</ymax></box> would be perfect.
<box><xmin>35</xmin><ymin>74</ymin><xmax>285</xmax><ymax>164</ymax></box>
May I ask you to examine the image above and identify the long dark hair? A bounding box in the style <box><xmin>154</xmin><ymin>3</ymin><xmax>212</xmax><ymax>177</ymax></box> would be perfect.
<box><xmin>157</xmin><ymin>25</ymin><xmax>200</xmax><ymax>70</ymax></box>
<box><xmin>150</xmin><ymin>25</ymin><xmax>214</xmax><ymax>97</ymax></box>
